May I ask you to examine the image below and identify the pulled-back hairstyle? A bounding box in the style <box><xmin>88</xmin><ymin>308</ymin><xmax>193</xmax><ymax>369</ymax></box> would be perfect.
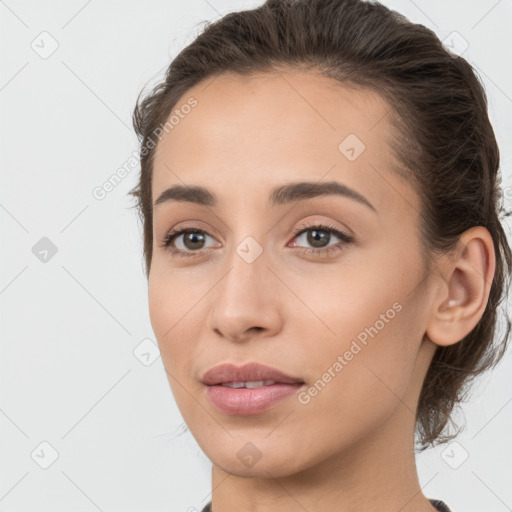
<box><xmin>129</xmin><ymin>0</ymin><xmax>512</xmax><ymax>451</ymax></box>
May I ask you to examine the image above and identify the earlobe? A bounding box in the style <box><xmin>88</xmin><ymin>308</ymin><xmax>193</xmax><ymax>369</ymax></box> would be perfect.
<box><xmin>425</xmin><ymin>226</ymin><xmax>496</xmax><ymax>348</ymax></box>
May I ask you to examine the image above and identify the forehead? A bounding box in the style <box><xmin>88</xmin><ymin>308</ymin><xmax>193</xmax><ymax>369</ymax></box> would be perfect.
<box><xmin>152</xmin><ymin>69</ymin><xmax>414</xmax><ymax>216</ymax></box>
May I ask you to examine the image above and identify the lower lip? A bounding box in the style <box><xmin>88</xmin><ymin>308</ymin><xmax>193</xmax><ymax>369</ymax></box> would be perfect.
<box><xmin>205</xmin><ymin>383</ymin><xmax>303</xmax><ymax>415</ymax></box>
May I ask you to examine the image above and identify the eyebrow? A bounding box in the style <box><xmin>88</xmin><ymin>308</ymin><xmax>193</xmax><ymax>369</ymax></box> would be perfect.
<box><xmin>153</xmin><ymin>181</ymin><xmax>377</xmax><ymax>213</ymax></box>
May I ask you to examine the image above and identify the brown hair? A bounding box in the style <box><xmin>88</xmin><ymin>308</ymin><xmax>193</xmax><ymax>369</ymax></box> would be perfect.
<box><xmin>129</xmin><ymin>0</ymin><xmax>512</xmax><ymax>451</ymax></box>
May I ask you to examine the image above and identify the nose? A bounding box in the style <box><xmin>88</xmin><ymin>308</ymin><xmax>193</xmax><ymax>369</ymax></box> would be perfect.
<box><xmin>206</xmin><ymin>250</ymin><xmax>283</xmax><ymax>343</ymax></box>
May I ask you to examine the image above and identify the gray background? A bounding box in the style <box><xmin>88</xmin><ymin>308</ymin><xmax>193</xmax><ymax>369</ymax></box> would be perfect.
<box><xmin>1</xmin><ymin>0</ymin><xmax>511</xmax><ymax>511</ymax></box>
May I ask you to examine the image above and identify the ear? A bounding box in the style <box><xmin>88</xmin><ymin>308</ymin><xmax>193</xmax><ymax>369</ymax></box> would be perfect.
<box><xmin>426</xmin><ymin>226</ymin><xmax>496</xmax><ymax>347</ymax></box>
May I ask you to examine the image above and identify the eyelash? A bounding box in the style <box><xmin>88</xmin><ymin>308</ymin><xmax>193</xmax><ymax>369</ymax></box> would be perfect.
<box><xmin>160</xmin><ymin>222</ymin><xmax>354</xmax><ymax>258</ymax></box>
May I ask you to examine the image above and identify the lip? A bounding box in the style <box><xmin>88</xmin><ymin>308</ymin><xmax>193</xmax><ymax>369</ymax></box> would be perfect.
<box><xmin>201</xmin><ymin>362</ymin><xmax>304</xmax><ymax>386</ymax></box>
<box><xmin>202</xmin><ymin>362</ymin><xmax>305</xmax><ymax>416</ymax></box>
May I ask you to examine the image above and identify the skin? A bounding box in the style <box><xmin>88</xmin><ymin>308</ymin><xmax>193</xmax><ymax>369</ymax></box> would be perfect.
<box><xmin>148</xmin><ymin>69</ymin><xmax>495</xmax><ymax>512</ymax></box>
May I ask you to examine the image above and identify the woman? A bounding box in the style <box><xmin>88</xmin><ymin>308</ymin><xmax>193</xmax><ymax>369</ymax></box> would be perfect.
<box><xmin>129</xmin><ymin>0</ymin><xmax>511</xmax><ymax>510</ymax></box>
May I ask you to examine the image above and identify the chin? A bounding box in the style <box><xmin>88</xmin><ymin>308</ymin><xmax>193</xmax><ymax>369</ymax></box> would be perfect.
<box><xmin>214</xmin><ymin>454</ymin><xmax>301</xmax><ymax>479</ymax></box>
<box><xmin>200</xmin><ymin>436</ymin><xmax>310</xmax><ymax>478</ymax></box>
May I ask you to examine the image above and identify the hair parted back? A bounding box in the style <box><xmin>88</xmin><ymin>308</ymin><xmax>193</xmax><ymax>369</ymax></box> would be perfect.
<box><xmin>129</xmin><ymin>0</ymin><xmax>512</xmax><ymax>451</ymax></box>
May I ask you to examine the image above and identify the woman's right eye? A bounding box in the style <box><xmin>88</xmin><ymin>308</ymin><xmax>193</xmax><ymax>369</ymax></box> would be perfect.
<box><xmin>161</xmin><ymin>228</ymin><xmax>217</xmax><ymax>257</ymax></box>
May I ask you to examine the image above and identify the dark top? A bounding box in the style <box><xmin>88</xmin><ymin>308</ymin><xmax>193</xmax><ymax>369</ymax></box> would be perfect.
<box><xmin>200</xmin><ymin>498</ymin><xmax>452</xmax><ymax>512</ymax></box>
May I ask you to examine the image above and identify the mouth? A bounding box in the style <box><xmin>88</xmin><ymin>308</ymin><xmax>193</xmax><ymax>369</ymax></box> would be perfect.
<box><xmin>201</xmin><ymin>362</ymin><xmax>305</xmax><ymax>415</ymax></box>
<box><xmin>217</xmin><ymin>380</ymin><xmax>282</xmax><ymax>388</ymax></box>
<box><xmin>201</xmin><ymin>361</ymin><xmax>305</xmax><ymax>386</ymax></box>
<box><xmin>202</xmin><ymin>362</ymin><xmax>304</xmax><ymax>387</ymax></box>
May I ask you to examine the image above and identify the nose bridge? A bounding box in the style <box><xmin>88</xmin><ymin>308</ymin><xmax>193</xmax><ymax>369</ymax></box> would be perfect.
<box><xmin>207</xmin><ymin>230</ymin><xmax>282</xmax><ymax>340</ymax></box>
<box><xmin>218</xmin><ymin>235</ymin><xmax>270</xmax><ymax>308</ymax></box>
<box><xmin>221</xmin><ymin>212</ymin><xmax>270</xmax><ymax>291</ymax></box>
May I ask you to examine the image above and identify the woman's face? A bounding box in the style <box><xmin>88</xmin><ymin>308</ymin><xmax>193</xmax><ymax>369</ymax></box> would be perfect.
<box><xmin>148</xmin><ymin>70</ymin><xmax>438</xmax><ymax>477</ymax></box>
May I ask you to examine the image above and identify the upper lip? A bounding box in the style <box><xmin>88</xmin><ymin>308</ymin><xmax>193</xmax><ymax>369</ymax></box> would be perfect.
<box><xmin>201</xmin><ymin>362</ymin><xmax>304</xmax><ymax>386</ymax></box>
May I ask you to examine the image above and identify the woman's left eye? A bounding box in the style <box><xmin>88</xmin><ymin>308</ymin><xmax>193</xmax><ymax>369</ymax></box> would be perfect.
<box><xmin>160</xmin><ymin>223</ymin><xmax>353</xmax><ymax>258</ymax></box>
<box><xmin>289</xmin><ymin>224</ymin><xmax>353</xmax><ymax>256</ymax></box>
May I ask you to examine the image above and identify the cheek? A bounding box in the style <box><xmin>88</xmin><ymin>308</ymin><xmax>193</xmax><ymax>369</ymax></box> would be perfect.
<box><xmin>147</xmin><ymin>271</ymin><xmax>170</xmax><ymax>342</ymax></box>
<box><xmin>147</xmin><ymin>260</ymin><xmax>193</xmax><ymax>339</ymax></box>
<box><xmin>301</xmin><ymin>302</ymin><xmax>414</xmax><ymax>397</ymax></box>
<box><xmin>292</xmin><ymin>314</ymin><xmax>418</xmax><ymax>458</ymax></box>
<box><xmin>147</xmin><ymin>266</ymin><xmax>206</xmax><ymax>394</ymax></box>
<box><xmin>289</xmin><ymin>258</ymin><xmax>424</xmax><ymax>428</ymax></box>
<box><xmin>147</xmin><ymin>268</ymin><xmax>189</xmax><ymax>373</ymax></box>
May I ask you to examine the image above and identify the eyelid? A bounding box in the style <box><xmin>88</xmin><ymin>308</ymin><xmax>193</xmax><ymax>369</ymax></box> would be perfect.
<box><xmin>287</xmin><ymin>220</ymin><xmax>353</xmax><ymax>254</ymax></box>
<box><xmin>290</xmin><ymin>219</ymin><xmax>352</xmax><ymax>241</ymax></box>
